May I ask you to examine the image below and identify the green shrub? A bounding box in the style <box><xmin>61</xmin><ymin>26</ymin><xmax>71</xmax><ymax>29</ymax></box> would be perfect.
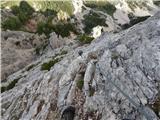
<box><xmin>1</xmin><ymin>86</ymin><xmax>6</xmax><ymax>93</ymax></box>
<box><xmin>41</xmin><ymin>58</ymin><xmax>60</xmax><ymax>71</ymax></box>
<box><xmin>83</xmin><ymin>12</ymin><xmax>107</xmax><ymax>34</ymax></box>
<box><xmin>10</xmin><ymin>1</ymin><xmax>34</xmax><ymax>24</ymax></box>
<box><xmin>26</xmin><ymin>64</ymin><xmax>36</xmax><ymax>71</ymax></box>
<box><xmin>37</xmin><ymin>22</ymin><xmax>47</xmax><ymax>34</ymax></box>
<box><xmin>53</xmin><ymin>22</ymin><xmax>78</xmax><ymax>37</ymax></box>
<box><xmin>3</xmin><ymin>1</ymin><xmax>35</xmax><ymax>31</ymax></box>
<box><xmin>37</xmin><ymin>21</ymin><xmax>53</xmax><ymax>36</ymax></box>
<box><xmin>77</xmin><ymin>34</ymin><xmax>94</xmax><ymax>44</ymax></box>
<box><xmin>37</xmin><ymin>20</ymin><xmax>78</xmax><ymax>38</ymax></box>
<box><xmin>19</xmin><ymin>1</ymin><xmax>34</xmax><ymax>16</ymax></box>
<box><xmin>18</xmin><ymin>11</ymin><xmax>30</xmax><ymax>24</ymax></box>
<box><xmin>76</xmin><ymin>79</ymin><xmax>84</xmax><ymax>90</ymax></box>
<box><xmin>85</xmin><ymin>1</ymin><xmax>116</xmax><ymax>16</ymax></box>
<box><xmin>2</xmin><ymin>16</ymin><xmax>22</xmax><ymax>30</ymax></box>
<box><xmin>1</xmin><ymin>77</ymin><xmax>20</xmax><ymax>93</ymax></box>
<box><xmin>11</xmin><ymin>5</ymin><xmax>20</xmax><ymax>15</ymax></box>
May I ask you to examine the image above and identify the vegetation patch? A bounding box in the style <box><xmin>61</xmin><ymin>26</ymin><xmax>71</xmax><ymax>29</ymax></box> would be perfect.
<box><xmin>26</xmin><ymin>64</ymin><xmax>36</xmax><ymax>71</ymax></box>
<box><xmin>1</xmin><ymin>77</ymin><xmax>21</xmax><ymax>93</ymax></box>
<box><xmin>77</xmin><ymin>34</ymin><xmax>94</xmax><ymax>44</ymax></box>
<box><xmin>60</xmin><ymin>50</ymin><xmax>68</xmax><ymax>55</ymax></box>
<box><xmin>83</xmin><ymin>12</ymin><xmax>107</xmax><ymax>34</ymax></box>
<box><xmin>121</xmin><ymin>16</ymin><xmax>150</xmax><ymax>30</ymax></box>
<box><xmin>41</xmin><ymin>58</ymin><xmax>61</xmax><ymax>71</ymax></box>
<box><xmin>54</xmin><ymin>22</ymin><xmax>78</xmax><ymax>38</ymax></box>
<box><xmin>11</xmin><ymin>1</ymin><xmax>34</xmax><ymax>23</ymax></box>
<box><xmin>2</xmin><ymin>1</ymin><xmax>34</xmax><ymax>30</ymax></box>
<box><xmin>2</xmin><ymin>16</ymin><xmax>22</xmax><ymax>30</ymax></box>
<box><xmin>85</xmin><ymin>1</ymin><xmax>116</xmax><ymax>16</ymax></box>
<box><xmin>76</xmin><ymin>79</ymin><xmax>84</xmax><ymax>90</ymax></box>
<box><xmin>36</xmin><ymin>21</ymin><xmax>53</xmax><ymax>37</ymax></box>
<box><xmin>2</xmin><ymin>1</ymin><xmax>76</xmax><ymax>35</ymax></box>
<box><xmin>37</xmin><ymin>20</ymin><xmax>78</xmax><ymax>38</ymax></box>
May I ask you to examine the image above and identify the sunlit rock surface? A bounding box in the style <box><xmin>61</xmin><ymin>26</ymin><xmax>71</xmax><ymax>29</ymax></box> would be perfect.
<box><xmin>72</xmin><ymin>0</ymin><xmax>83</xmax><ymax>14</ymax></box>
<box><xmin>92</xmin><ymin>26</ymin><xmax>103</xmax><ymax>38</ymax></box>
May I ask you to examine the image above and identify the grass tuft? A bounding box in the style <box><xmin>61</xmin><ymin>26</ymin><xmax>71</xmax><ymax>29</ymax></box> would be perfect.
<box><xmin>26</xmin><ymin>64</ymin><xmax>36</xmax><ymax>71</ymax></box>
<box><xmin>77</xmin><ymin>34</ymin><xmax>94</xmax><ymax>44</ymax></box>
<box><xmin>2</xmin><ymin>16</ymin><xmax>22</xmax><ymax>30</ymax></box>
<box><xmin>41</xmin><ymin>58</ymin><xmax>61</xmax><ymax>71</ymax></box>
<box><xmin>1</xmin><ymin>77</ymin><xmax>21</xmax><ymax>93</ymax></box>
<box><xmin>76</xmin><ymin>79</ymin><xmax>84</xmax><ymax>90</ymax></box>
<box><xmin>37</xmin><ymin>21</ymin><xmax>78</xmax><ymax>38</ymax></box>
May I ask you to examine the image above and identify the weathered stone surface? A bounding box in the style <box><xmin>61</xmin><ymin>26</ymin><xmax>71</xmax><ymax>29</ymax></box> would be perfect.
<box><xmin>49</xmin><ymin>32</ymin><xmax>65</xmax><ymax>49</ymax></box>
<box><xmin>1</xmin><ymin>12</ymin><xmax>160</xmax><ymax>120</ymax></box>
<box><xmin>1</xmin><ymin>31</ymin><xmax>47</xmax><ymax>81</ymax></box>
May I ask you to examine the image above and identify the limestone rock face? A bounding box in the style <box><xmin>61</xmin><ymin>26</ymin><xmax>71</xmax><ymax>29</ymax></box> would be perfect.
<box><xmin>49</xmin><ymin>32</ymin><xmax>65</xmax><ymax>49</ymax></box>
<box><xmin>92</xmin><ymin>26</ymin><xmax>103</xmax><ymax>38</ymax></box>
<box><xmin>1</xmin><ymin>31</ymin><xmax>47</xmax><ymax>81</ymax></box>
<box><xmin>1</xmin><ymin>12</ymin><xmax>160</xmax><ymax>120</ymax></box>
<box><xmin>72</xmin><ymin>0</ymin><xmax>83</xmax><ymax>14</ymax></box>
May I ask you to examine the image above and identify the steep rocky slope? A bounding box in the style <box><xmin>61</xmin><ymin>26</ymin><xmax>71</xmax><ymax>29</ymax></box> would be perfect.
<box><xmin>1</xmin><ymin>11</ymin><xmax>160</xmax><ymax>120</ymax></box>
<box><xmin>1</xmin><ymin>31</ymin><xmax>47</xmax><ymax>81</ymax></box>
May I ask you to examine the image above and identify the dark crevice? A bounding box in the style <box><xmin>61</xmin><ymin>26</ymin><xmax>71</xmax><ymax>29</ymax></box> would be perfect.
<box><xmin>61</xmin><ymin>106</ymin><xmax>75</xmax><ymax>120</ymax></box>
